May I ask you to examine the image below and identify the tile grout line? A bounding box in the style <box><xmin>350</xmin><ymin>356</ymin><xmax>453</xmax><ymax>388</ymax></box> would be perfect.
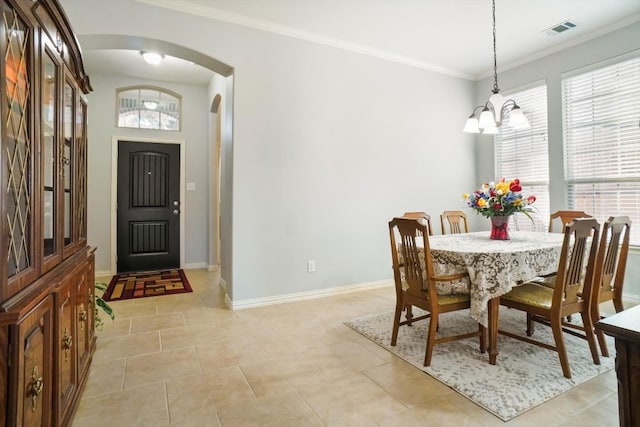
<box><xmin>163</xmin><ymin>381</ymin><xmax>172</xmax><ymax>424</ymax></box>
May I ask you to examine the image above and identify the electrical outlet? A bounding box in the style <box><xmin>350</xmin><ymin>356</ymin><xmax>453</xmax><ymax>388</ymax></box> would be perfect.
<box><xmin>307</xmin><ymin>260</ymin><xmax>316</xmax><ymax>273</ymax></box>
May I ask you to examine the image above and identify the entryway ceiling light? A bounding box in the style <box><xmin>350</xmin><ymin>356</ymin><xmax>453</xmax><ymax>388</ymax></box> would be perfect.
<box><xmin>463</xmin><ymin>0</ymin><xmax>530</xmax><ymax>134</ymax></box>
<box><xmin>141</xmin><ymin>51</ymin><xmax>164</xmax><ymax>65</ymax></box>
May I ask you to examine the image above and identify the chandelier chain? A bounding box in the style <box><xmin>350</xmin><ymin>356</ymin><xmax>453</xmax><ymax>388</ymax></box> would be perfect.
<box><xmin>492</xmin><ymin>0</ymin><xmax>499</xmax><ymax>94</ymax></box>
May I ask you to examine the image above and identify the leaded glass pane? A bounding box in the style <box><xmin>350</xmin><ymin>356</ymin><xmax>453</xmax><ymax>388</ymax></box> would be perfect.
<box><xmin>5</xmin><ymin>5</ymin><xmax>31</xmax><ymax>276</ymax></box>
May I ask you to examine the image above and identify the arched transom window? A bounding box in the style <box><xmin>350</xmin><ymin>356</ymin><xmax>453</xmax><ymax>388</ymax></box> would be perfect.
<box><xmin>117</xmin><ymin>86</ymin><xmax>181</xmax><ymax>130</ymax></box>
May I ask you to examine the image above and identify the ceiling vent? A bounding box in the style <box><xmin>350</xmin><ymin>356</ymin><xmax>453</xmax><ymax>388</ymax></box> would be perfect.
<box><xmin>544</xmin><ymin>20</ymin><xmax>577</xmax><ymax>36</ymax></box>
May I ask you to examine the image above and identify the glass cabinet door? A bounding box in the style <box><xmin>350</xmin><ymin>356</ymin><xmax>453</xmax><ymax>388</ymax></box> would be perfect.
<box><xmin>4</xmin><ymin>3</ymin><xmax>33</xmax><ymax>284</ymax></box>
<box><xmin>42</xmin><ymin>51</ymin><xmax>58</xmax><ymax>259</ymax></box>
<box><xmin>63</xmin><ymin>80</ymin><xmax>74</xmax><ymax>249</ymax></box>
<box><xmin>77</xmin><ymin>98</ymin><xmax>87</xmax><ymax>242</ymax></box>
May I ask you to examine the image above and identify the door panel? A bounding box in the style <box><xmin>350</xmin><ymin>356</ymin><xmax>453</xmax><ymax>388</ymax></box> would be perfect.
<box><xmin>117</xmin><ymin>141</ymin><xmax>180</xmax><ymax>273</ymax></box>
<box><xmin>13</xmin><ymin>295</ymin><xmax>54</xmax><ymax>427</ymax></box>
<box><xmin>56</xmin><ymin>278</ymin><xmax>76</xmax><ymax>425</ymax></box>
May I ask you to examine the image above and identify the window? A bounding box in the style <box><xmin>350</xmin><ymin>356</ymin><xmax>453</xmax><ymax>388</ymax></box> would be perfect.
<box><xmin>117</xmin><ymin>86</ymin><xmax>181</xmax><ymax>130</ymax></box>
<box><xmin>495</xmin><ymin>83</ymin><xmax>550</xmax><ymax>232</ymax></box>
<box><xmin>562</xmin><ymin>55</ymin><xmax>640</xmax><ymax>245</ymax></box>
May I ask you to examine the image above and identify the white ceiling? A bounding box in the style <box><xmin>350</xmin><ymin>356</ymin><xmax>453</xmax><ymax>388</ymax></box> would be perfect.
<box><xmin>81</xmin><ymin>0</ymin><xmax>640</xmax><ymax>84</ymax></box>
<box><xmin>82</xmin><ymin>49</ymin><xmax>216</xmax><ymax>86</ymax></box>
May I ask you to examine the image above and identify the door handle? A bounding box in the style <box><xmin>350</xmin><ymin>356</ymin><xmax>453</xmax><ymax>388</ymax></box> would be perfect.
<box><xmin>172</xmin><ymin>209</ymin><xmax>180</xmax><ymax>215</ymax></box>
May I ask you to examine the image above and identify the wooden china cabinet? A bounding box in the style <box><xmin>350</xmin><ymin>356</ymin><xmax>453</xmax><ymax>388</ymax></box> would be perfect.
<box><xmin>0</xmin><ymin>0</ymin><xmax>94</xmax><ymax>426</ymax></box>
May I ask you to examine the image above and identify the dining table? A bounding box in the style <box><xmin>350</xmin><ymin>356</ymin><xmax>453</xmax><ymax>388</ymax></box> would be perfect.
<box><xmin>427</xmin><ymin>230</ymin><xmax>565</xmax><ymax>364</ymax></box>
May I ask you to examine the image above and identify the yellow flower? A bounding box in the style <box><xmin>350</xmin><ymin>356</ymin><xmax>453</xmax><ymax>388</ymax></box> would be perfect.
<box><xmin>496</xmin><ymin>182</ymin><xmax>510</xmax><ymax>193</ymax></box>
<box><xmin>477</xmin><ymin>198</ymin><xmax>487</xmax><ymax>208</ymax></box>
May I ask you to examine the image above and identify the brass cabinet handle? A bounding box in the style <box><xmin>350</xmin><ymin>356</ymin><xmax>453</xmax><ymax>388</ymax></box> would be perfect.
<box><xmin>62</xmin><ymin>328</ymin><xmax>73</xmax><ymax>361</ymax></box>
<box><xmin>79</xmin><ymin>306</ymin><xmax>87</xmax><ymax>329</ymax></box>
<box><xmin>28</xmin><ymin>365</ymin><xmax>44</xmax><ymax>412</ymax></box>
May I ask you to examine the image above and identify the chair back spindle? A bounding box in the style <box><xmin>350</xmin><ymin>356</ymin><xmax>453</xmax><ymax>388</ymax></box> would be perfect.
<box><xmin>548</xmin><ymin>210</ymin><xmax>592</xmax><ymax>233</ymax></box>
<box><xmin>388</xmin><ymin>217</ymin><xmax>484</xmax><ymax>366</ymax></box>
<box><xmin>440</xmin><ymin>210</ymin><xmax>469</xmax><ymax>234</ymax></box>
<box><xmin>591</xmin><ymin>216</ymin><xmax>631</xmax><ymax>357</ymax></box>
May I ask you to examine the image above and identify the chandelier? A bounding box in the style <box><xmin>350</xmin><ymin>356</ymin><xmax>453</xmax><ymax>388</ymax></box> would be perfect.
<box><xmin>463</xmin><ymin>0</ymin><xmax>530</xmax><ymax>134</ymax></box>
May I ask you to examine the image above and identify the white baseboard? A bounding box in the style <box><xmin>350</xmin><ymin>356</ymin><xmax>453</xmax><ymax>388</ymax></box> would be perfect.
<box><xmin>228</xmin><ymin>280</ymin><xmax>393</xmax><ymax>310</ymax></box>
<box><xmin>224</xmin><ymin>292</ymin><xmax>233</xmax><ymax>310</ymax></box>
<box><xmin>95</xmin><ymin>270</ymin><xmax>112</xmax><ymax>278</ymax></box>
<box><xmin>207</xmin><ymin>264</ymin><xmax>220</xmax><ymax>271</ymax></box>
<box><xmin>623</xmin><ymin>292</ymin><xmax>640</xmax><ymax>304</ymax></box>
<box><xmin>183</xmin><ymin>262</ymin><xmax>207</xmax><ymax>270</ymax></box>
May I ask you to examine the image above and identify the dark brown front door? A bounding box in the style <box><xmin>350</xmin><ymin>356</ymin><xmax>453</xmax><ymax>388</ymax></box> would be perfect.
<box><xmin>117</xmin><ymin>141</ymin><xmax>180</xmax><ymax>273</ymax></box>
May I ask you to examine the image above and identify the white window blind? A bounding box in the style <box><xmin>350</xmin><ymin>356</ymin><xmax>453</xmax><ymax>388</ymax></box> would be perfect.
<box><xmin>562</xmin><ymin>56</ymin><xmax>640</xmax><ymax>245</ymax></box>
<box><xmin>495</xmin><ymin>84</ymin><xmax>550</xmax><ymax>232</ymax></box>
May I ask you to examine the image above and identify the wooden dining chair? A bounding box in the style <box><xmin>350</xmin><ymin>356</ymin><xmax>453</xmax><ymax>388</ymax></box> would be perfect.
<box><xmin>440</xmin><ymin>210</ymin><xmax>469</xmax><ymax>234</ymax></box>
<box><xmin>541</xmin><ymin>210</ymin><xmax>595</xmax><ymax>292</ymax></box>
<box><xmin>548</xmin><ymin>210</ymin><xmax>592</xmax><ymax>233</ymax></box>
<box><xmin>498</xmin><ymin>218</ymin><xmax>601</xmax><ymax>378</ymax></box>
<box><xmin>389</xmin><ymin>217</ymin><xmax>485</xmax><ymax>366</ymax></box>
<box><xmin>402</xmin><ymin>211</ymin><xmax>434</xmax><ymax>236</ymax></box>
<box><xmin>590</xmin><ymin>216</ymin><xmax>631</xmax><ymax>357</ymax></box>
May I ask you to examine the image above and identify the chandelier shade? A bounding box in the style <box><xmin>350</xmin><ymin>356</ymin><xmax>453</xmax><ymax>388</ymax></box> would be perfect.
<box><xmin>463</xmin><ymin>0</ymin><xmax>530</xmax><ymax>134</ymax></box>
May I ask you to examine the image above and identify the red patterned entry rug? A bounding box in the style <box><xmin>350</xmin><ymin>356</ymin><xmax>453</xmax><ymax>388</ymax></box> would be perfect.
<box><xmin>103</xmin><ymin>269</ymin><xmax>193</xmax><ymax>301</ymax></box>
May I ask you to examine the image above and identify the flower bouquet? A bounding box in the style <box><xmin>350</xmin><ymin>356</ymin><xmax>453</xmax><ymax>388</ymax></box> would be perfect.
<box><xmin>463</xmin><ymin>178</ymin><xmax>536</xmax><ymax>239</ymax></box>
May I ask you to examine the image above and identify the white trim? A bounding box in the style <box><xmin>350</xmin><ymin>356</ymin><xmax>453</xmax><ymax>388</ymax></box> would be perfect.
<box><xmin>183</xmin><ymin>262</ymin><xmax>207</xmax><ymax>269</ymax></box>
<box><xmin>560</xmin><ymin>48</ymin><xmax>640</xmax><ymax>79</ymax></box>
<box><xmin>134</xmin><ymin>0</ymin><xmax>472</xmax><ymax>80</ymax></box>
<box><xmin>501</xmin><ymin>79</ymin><xmax>547</xmax><ymax>97</ymax></box>
<box><xmin>624</xmin><ymin>293</ymin><xmax>640</xmax><ymax>304</ymax></box>
<box><xmin>207</xmin><ymin>264</ymin><xmax>220</xmax><ymax>271</ymax></box>
<box><xmin>476</xmin><ymin>14</ymin><xmax>640</xmax><ymax>80</ymax></box>
<box><xmin>224</xmin><ymin>292</ymin><xmax>233</xmax><ymax>310</ymax></box>
<box><xmin>228</xmin><ymin>280</ymin><xmax>393</xmax><ymax>310</ymax></box>
<box><xmin>110</xmin><ymin>136</ymin><xmax>186</xmax><ymax>273</ymax></box>
<box><xmin>95</xmin><ymin>270</ymin><xmax>113</xmax><ymax>278</ymax></box>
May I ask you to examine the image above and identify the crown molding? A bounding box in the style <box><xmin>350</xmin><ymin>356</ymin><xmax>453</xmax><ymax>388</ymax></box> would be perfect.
<box><xmin>135</xmin><ymin>0</ymin><xmax>474</xmax><ymax>80</ymax></box>
<box><xmin>474</xmin><ymin>12</ymin><xmax>640</xmax><ymax>81</ymax></box>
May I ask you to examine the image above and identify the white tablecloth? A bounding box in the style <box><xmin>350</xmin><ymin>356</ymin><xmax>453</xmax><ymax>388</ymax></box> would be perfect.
<box><xmin>428</xmin><ymin>231</ymin><xmax>564</xmax><ymax>326</ymax></box>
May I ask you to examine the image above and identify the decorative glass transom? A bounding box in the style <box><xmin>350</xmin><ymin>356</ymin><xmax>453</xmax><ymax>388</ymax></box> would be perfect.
<box><xmin>117</xmin><ymin>86</ymin><xmax>181</xmax><ymax>131</ymax></box>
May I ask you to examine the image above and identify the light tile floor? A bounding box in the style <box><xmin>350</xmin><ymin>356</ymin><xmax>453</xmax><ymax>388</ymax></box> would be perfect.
<box><xmin>72</xmin><ymin>269</ymin><xmax>622</xmax><ymax>426</ymax></box>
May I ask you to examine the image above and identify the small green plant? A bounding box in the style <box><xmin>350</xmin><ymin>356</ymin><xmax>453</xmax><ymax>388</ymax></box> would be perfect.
<box><xmin>94</xmin><ymin>282</ymin><xmax>115</xmax><ymax>331</ymax></box>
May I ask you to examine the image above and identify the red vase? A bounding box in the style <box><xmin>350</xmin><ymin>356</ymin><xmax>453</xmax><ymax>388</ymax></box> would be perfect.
<box><xmin>490</xmin><ymin>216</ymin><xmax>510</xmax><ymax>240</ymax></box>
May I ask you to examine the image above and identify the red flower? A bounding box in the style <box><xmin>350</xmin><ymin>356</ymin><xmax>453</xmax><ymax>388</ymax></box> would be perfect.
<box><xmin>527</xmin><ymin>195</ymin><xmax>536</xmax><ymax>203</ymax></box>
<box><xmin>510</xmin><ymin>183</ymin><xmax>522</xmax><ymax>192</ymax></box>
<box><xmin>494</xmin><ymin>203</ymin><xmax>502</xmax><ymax>210</ymax></box>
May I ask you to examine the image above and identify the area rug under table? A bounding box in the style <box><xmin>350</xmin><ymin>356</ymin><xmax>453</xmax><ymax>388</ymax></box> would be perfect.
<box><xmin>345</xmin><ymin>309</ymin><xmax>615</xmax><ymax>421</ymax></box>
<box><xmin>103</xmin><ymin>269</ymin><xmax>193</xmax><ymax>301</ymax></box>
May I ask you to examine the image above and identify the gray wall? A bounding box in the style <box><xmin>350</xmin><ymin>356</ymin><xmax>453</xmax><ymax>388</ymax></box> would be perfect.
<box><xmin>64</xmin><ymin>0</ymin><xmax>477</xmax><ymax>304</ymax></box>
<box><xmin>473</xmin><ymin>22</ymin><xmax>640</xmax><ymax>300</ymax></box>
<box><xmin>86</xmin><ymin>74</ymin><xmax>210</xmax><ymax>273</ymax></box>
<box><xmin>64</xmin><ymin>0</ymin><xmax>639</xmax><ymax>303</ymax></box>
